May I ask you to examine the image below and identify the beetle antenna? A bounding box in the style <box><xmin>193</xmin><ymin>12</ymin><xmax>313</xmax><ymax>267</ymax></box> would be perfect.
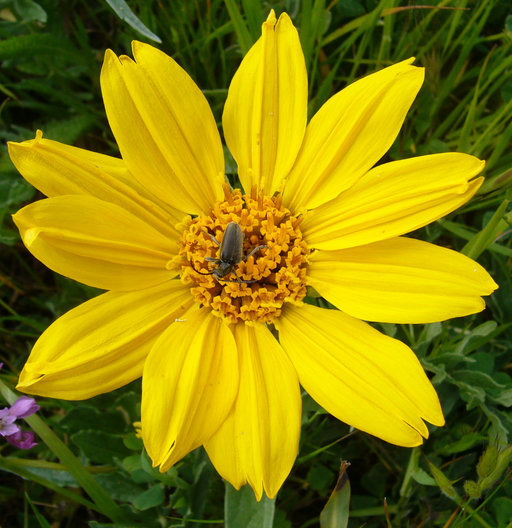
<box><xmin>190</xmin><ymin>259</ymin><xmax>214</xmax><ymax>276</ymax></box>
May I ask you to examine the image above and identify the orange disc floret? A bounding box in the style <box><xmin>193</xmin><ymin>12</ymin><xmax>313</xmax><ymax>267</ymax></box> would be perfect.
<box><xmin>179</xmin><ymin>187</ymin><xmax>309</xmax><ymax>324</ymax></box>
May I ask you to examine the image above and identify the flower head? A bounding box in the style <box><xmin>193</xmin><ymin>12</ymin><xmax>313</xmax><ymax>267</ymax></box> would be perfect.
<box><xmin>9</xmin><ymin>11</ymin><xmax>496</xmax><ymax>498</ymax></box>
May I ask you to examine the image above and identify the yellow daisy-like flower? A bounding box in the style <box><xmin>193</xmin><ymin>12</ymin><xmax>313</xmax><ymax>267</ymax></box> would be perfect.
<box><xmin>9</xmin><ymin>12</ymin><xmax>497</xmax><ymax>499</ymax></box>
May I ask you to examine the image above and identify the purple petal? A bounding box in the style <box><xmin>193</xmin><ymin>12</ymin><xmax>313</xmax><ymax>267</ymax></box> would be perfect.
<box><xmin>0</xmin><ymin>407</ymin><xmax>11</xmax><ymax>419</ymax></box>
<box><xmin>0</xmin><ymin>414</ymin><xmax>17</xmax><ymax>426</ymax></box>
<box><xmin>5</xmin><ymin>430</ymin><xmax>37</xmax><ymax>449</ymax></box>
<box><xmin>1</xmin><ymin>423</ymin><xmax>21</xmax><ymax>437</ymax></box>
<box><xmin>9</xmin><ymin>396</ymin><xmax>39</xmax><ymax>419</ymax></box>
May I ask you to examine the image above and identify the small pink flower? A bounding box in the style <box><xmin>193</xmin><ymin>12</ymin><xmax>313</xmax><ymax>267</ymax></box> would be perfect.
<box><xmin>0</xmin><ymin>392</ymin><xmax>39</xmax><ymax>450</ymax></box>
<box><xmin>9</xmin><ymin>395</ymin><xmax>40</xmax><ymax>419</ymax></box>
<box><xmin>5</xmin><ymin>430</ymin><xmax>38</xmax><ymax>450</ymax></box>
<box><xmin>0</xmin><ymin>408</ymin><xmax>20</xmax><ymax>437</ymax></box>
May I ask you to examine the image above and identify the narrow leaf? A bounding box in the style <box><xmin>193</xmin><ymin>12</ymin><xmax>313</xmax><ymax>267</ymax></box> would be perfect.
<box><xmin>104</xmin><ymin>0</ymin><xmax>162</xmax><ymax>43</ymax></box>
<box><xmin>224</xmin><ymin>0</ymin><xmax>254</xmax><ymax>54</ymax></box>
<box><xmin>25</xmin><ymin>493</ymin><xmax>52</xmax><ymax>528</ymax></box>
<box><xmin>320</xmin><ymin>461</ymin><xmax>351</xmax><ymax>528</ymax></box>
<box><xmin>462</xmin><ymin>198</ymin><xmax>510</xmax><ymax>259</ymax></box>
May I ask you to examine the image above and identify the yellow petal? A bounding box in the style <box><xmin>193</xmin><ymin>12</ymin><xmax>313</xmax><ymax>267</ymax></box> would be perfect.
<box><xmin>302</xmin><ymin>153</ymin><xmax>484</xmax><ymax>250</ymax></box>
<box><xmin>13</xmin><ymin>195</ymin><xmax>176</xmax><ymax>291</ymax></box>
<box><xmin>307</xmin><ymin>237</ymin><xmax>498</xmax><ymax>324</ymax></box>
<box><xmin>205</xmin><ymin>322</ymin><xmax>301</xmax><ymax>500</ymax></box>
<box><xmin>142</xmin><ymin>309</ymin><xmax>238</xmax><ymax>472</ymax></box>
<box><xmin>17</xmin><ymin>280</ymin><xmax>193</xmax><ymax>399</ymax></box>
<box><xmin>275</xmin><ymin>303</ymin><xmax>444</xmax><ymax>447</ymax></box>
<box><xmin>100</xmin><ymin>42</ymin><xmax>224</xmax><ymax>215</ymax></box>
<box><xmin>223</xmin><ymin>11</ymin><xmax>307</xmax><ymax>196</ymax></box>
<box><xmin>8</xmin><ymin>131</ymin><xmax>183</xmax><ymax>241</ymax></box>
<box><xmin>282</xmin><ymin>59</ymin><xmax>424</xmax><ymax>210</ymax></box>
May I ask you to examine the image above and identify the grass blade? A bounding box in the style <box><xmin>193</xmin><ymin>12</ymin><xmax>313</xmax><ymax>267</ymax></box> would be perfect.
<box><xmin>104</xmin><ymin>0</ymin><xmax>161</xmax><ymax>43</ymax></box>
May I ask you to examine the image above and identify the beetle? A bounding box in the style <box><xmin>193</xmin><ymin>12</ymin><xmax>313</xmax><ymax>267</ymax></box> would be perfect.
<box><xmin>190</xmin><ymin>222</ymin><xmax>267</xmax><ymax>283</ymax></box>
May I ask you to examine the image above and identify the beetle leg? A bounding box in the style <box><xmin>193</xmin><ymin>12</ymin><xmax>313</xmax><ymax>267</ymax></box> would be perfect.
<box><xmin>201</xmin><ymin>228</ymin><xmax>221</xmax><ymax>247</ymax></box>
<box><xmin>243</xmin><ymin>244</ymin><xmax>268</xmax><ymax>261</ymax></box>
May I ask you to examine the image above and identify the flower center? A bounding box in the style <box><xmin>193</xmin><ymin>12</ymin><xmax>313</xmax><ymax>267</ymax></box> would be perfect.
<box><xmin>179</xmin><ymin>187</ymin><xmax>309</xmax><ymax>324</ymax></box>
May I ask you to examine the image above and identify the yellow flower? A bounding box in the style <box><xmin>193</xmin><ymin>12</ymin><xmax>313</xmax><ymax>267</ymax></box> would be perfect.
<box><xmin>9</xmin><ymin>11</ymin><xmax>497</xmax><ymax>499</ymax></box>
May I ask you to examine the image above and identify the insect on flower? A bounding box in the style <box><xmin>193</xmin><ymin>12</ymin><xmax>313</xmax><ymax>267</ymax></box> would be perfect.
<box><xmin>8</xmin><ymin>9</ymin><xmax>499</xmax><ymax>500</ymax></box>
<box><xmin>191</xmin><ymin>221</ymin><xmax>267</xmax><ymax>283</ymax></box>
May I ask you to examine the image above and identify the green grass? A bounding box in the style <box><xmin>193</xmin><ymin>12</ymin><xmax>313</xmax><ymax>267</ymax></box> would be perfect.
<box><xmin>1</xmin><ymin>0</ymin><xmax>512</xmax><ymax>526</ymax></box>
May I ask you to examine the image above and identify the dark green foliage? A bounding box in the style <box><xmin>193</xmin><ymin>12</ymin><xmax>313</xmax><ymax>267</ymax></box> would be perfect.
<box><xmin>1</xmin><ymin>1</ymin><xmax>511</xmax><ymax>527</ymax></box>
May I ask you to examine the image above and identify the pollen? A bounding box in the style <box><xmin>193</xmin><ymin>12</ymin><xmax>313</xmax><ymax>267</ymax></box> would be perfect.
<box><xmin>179</xmin><ymin>187</ymin><xmax>310</xmax><ymax>324</ymax></box>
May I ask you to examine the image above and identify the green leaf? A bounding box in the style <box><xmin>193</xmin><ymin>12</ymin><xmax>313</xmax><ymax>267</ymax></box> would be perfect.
<box><xmin>0</xmin><ymin>226</ymin><xmax>19</xmax><ymax>245</ymax></box>
<box><xmin>477</xmin><ymin>445</ymin><xmax>499</xmax><ymax>479</ymax></box>
<box><xmin>410</xmin><ymin>469</ymin><xmax>437</xmax><ymax>487</ymax></box>
<box><xmin>104</xmin><ymin>0</ymin><xmax>162</xmax><ymax>43</ymax></box>
<box><xmin>426</xmin><ymin>460</ymin><xmax>459</xmax><ymax>501</ymax></box>
<box><xmin>139</xmin><ymin>451</ymin><xmax>186</xmax><ymax>487</ymax></box>
<box><xmin>458</xmin><ymin>382</ymin><xmax>487</xmax><ymax>409</ymax></box>
<box><xmin>22</xmin><ymin>466</ymin><xmax>78</xmax><ymax>487</ymax></box>
<box><xmin>307</xmin><ymin>463</ymin><xmax>335</xmax><ymax>492</ymax></box>
<box><xmin>273</xmin><ymin>509</ymin><xmax>293</xmax><ymax>528</ymax></box>
<box><xmin>424</xmin><ymin>322</ymin><xmax>443</xmax><ymax>342</ymax></box>
<box><xmin>60</xmin><ymin>405</ymin><xmax>125</xmax><ymax>434</ymax></box>
<box><xmin>491</xmin><ymin>496</ymin><xmax>512</xmax><ymax>526</ymax></box>
<box><xmin>121</xmin><ymin>454</ymin><xmax>154</xmax><ymax>485</ymax></box>
<box><xmin>224</xmin><ymin>483</ymin><xmax>275</xmax><ymax>528</ymax></box>
<box><xmin>43</xmin><ymin>114</ymin><xmax>97</xmax><ymax>145</ymax></box>
<box><xmin>13</xmin><ymin>0</ymin><xmax>47</xmax><ymax>23</ymax></box>
<box><xmin>94</xmin><ymin>472</ymin><xmax>145</xmax><ymax>502</ymax></box>
<box><xmin>454</xmin><ymin>370</ymin><xmax>505</xmax><ymax>390</ymax></box>
<box><xmin>114</xmin><ymin>390</ymin><xmax>141</xmax><ymax>422</ymax></box>
<box><xmin>320</xmin><ymin>461</ymin><xmax>351</xmax><ymax>528</ymax></box>
<box><xmin>455</xmin><ymin>321</ymin><xmax>499</xmax><ymax>355</ymax></box>
<box><xmin>467</xmin><ymin>351</ymin><xmax>495</xmax><ymax>375</ymax></box>
<box><xmin>505</xmin><ymin>14</ymin><xmax>512</xmax><ymax>34</ymax></box>
<box><xmin>123</xmin><ymin>432</ymin><xmax>143</xmax><ymax>451</ymax></box>
<box><xmin>437</xmin><ymin>432</ymin><xmax>486</xmax><ymax>455</ymax></box>
<box><xmin>132</xmin><ymin>484</ymin><xmax>165</xmax><ymax>511</ymax></box>
<box><xmin>122</xmin><ymin>454</ymin><xmax>141</xmax><ymax>473</ymax></box>
<box><xmin>0</xmin><ymin>175</ymin><xmax>36</xmax><ymax>209</ymax></box>
<box><xmin>490</xmin><ymin>388</ymin><xmax>512</xmax><ymax>407</ymax></box>
<box><xmin>71</xmin><ymin>430</ymin><xmax>130</xmax><ymax>465</ymax></box>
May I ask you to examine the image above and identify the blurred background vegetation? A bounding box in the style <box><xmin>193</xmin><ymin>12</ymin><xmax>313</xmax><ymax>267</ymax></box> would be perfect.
<box><xmin>1</xmin><ymin>0</ymin><xmax>512</xmax><ymax>526</ymax></box>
